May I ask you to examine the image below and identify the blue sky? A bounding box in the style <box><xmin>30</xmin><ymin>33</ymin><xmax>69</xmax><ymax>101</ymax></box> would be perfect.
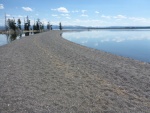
<box><xmin>0</xmin><ymin>0</ymin><xmax>150</xmax><ymax>26</ymax></box>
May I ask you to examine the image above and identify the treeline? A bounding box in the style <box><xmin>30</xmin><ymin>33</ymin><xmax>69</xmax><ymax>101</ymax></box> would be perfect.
<box><xmin>6</xmin><ymin>16</ymin><xmax>63</xmax><ymax>32</ymax></box>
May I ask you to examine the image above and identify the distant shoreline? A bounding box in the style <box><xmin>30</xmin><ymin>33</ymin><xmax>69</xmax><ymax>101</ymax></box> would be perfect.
<box><xmin>87</xmin><ymin>26</ymin><xmax>150</xmax><ymax>29</ymax></box>
<box><xmin>1</xmin><ymin>26</ymin><xmax>150</xmax><ymax>34</ymax></box>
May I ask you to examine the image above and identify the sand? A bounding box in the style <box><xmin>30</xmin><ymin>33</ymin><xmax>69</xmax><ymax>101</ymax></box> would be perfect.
<box><xmin>0</xmin><ymin>30</ymin><xmax>150</xmax><ymax>113</ymax></box>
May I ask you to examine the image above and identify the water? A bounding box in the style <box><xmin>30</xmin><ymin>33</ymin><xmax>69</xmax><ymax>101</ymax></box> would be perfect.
<box><xmin>0</xmin><ymin>32</ymin><xmax>33</xmax><ymax>46</ymax></box>
<box><xmin>63</xmin><ymin>30</ymin><xmax>150</xmax><ymax>63</ymax></box>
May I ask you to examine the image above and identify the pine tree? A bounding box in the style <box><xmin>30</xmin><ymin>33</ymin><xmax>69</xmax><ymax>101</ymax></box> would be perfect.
<box><xmin>7</xmin><ymin>18</ymin><xmax>17</xmax><ymax>31</ymax></box>
<box><xmin>47</xmin><ymin>22</ymin><xmax>50</xmax><ymax>30</ymax></box>
<box><xmin>59</xmin><ymin>22</ymin><xmax>62</xmax><ymax>30</ymax></box>
<box><xmin>17</xmin><ymin>19</ymin><xmax>21</xmax><ymax>30</ymax></box>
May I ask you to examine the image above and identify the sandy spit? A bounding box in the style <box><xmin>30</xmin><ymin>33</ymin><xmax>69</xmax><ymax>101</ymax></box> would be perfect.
<box><xmin>0</xmin><ymin>30</ymin><xmax>150</xmax><ymax>113</ymax></box>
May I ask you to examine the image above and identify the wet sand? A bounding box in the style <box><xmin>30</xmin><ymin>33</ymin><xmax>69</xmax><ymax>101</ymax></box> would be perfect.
<box><xmin>0</xmin><ymin>30</ymin><xmax>150</xmax><ymax>113</ymax></box>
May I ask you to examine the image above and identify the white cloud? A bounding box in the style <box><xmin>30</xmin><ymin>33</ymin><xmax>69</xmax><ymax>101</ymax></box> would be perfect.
<box><xmin>66</xmin><ymin>17</ymin><xmax>71</xmax><ymax>19</ymax></box>
<box><xmin>6</xmin><ymin>14</ymin><xmax>11</xmax><ymax>17</ymax></box>
<box><xmin>72</xmin><ymin>19</ymin><xmax>105</xmax><ymax>26</ymax></box>
<box><xmin>129</xmin><ymin>17</ymin><xmax>147</xmax><ymax>22</ymax></box>
<box><xmin>52</xmin><ymin>14</ymin><xmax>58</xmax><ymax>17</ymax></box>
<box><xmin>95</xmin><ymin>11</ymin><xmax>99</xmax><ymax>14</ymax></box>
<box><xmin>74</xmin><ymin>19</ymin><xmax>81</xmax><ymax>22</ymax></box>
<box><xmin>58</xmin><ymin>7</ymin><xmax>69</xmax><ymax>13</ymax></box>
<box><xmin>61</xmin><ymin>14</ymin><xmax>70</xmax><ymax>17</ymax></box>
<box><xmin>40</xmin><ymin>19</ymin><xmax>49</xmax><ymax>25</ymax></box>
<box><xmin>48</xmin><ymin>12</ymin><xmax>150</xmax><ymax>26</ymax></box>
<box><xmin>101</xmin><ymin>14</ymin><xmax>126</xmax><ymax>20</ymax></box>
<box><xmin>81</xmin><ymin>14</ymin><xmax>88</xmax><ymax>17</ymax></box>
<box><xmin>72</xmin><ymin>10</ymin><xmax>79</xmax><ymax>13</ymax></box>
<box><xmin>53</xmin><ymin>15</ymin><xmax>150</xmax><ymax>26</ymax></box>
<box><xmin>18</xmin><ymin>15</ymin><xmax>24</xmax><ymax>18</ymax></box>
<box><xmin>113</xmin><ymin>15</ymin><xmax>127</xmax><ymax>19</ymax></box>
<box><xmin>81</xmin><ymin>10</ymin><xmax>87</xmax><ymax>13</ymax></box>
<box><xmin>51</xmin><ymin>7</ymin><xmax>69</xmax><ymax>13</ymax></box>
<box><xmin>22</xmin><ymin>7</ymin><xmax>33</xmax><ymax>11</ymax></box>
<box><xmin>101</xmin><ymin>15</ymin><xmax>111</xmax><ymax>19</ymax></box>
<box><xmin>0</xmin><ymin>4</ymin><xmax>4</xmax><ymax>9</ymax></box>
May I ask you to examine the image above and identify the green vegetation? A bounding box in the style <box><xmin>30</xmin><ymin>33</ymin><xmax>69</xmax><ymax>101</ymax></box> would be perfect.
<box><xmin>33</xmin><ymin>19</ymin><xmax>44</xmax><ymax>33</ymax></box>
<box><xmin>17</xmin><ymin>19</ymin><xmax>21</xmax><ymax>30</ymax></box>
<box><xmin>24</xmin><ymin>16</ymin><xmax>30</xmax><ymax>31</ymax></box>
<box><xmin>7</xmin><ymin>18</ymin><xmax>17</xmax><ymax>31</ymax></box>
<box><xmin>5</xmin><ymin>15</ymin><xmax>63</xmax><ymax>32</ymax></box>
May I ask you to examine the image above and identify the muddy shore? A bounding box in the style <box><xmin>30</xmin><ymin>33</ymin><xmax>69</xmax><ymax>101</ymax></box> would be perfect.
<box><xmin>0</xmin><ymin>30</ymin><xmax>150</xmax><ymax>113</ymax></box>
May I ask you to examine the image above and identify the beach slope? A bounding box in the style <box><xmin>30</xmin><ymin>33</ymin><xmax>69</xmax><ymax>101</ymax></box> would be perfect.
<box><xmin>0</xmin><ymin>30</ymin><xmax>150</xmax><ymax>113</ymax></box>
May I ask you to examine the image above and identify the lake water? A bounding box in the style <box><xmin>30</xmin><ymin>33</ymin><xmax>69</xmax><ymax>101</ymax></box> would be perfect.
<box><xmin>0</xmin><ymin>32</ymin><xmax>33</xmax><ymax>46</ymax></box>
<box><xmin>63</xmin><ymin>30</ymin><xmax>150</xmax><ymax>63</ymax></box>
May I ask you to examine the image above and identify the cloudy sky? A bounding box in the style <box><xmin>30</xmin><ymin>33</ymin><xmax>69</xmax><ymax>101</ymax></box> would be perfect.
<box><xmin>0</xmin><ymin>0</ymin><xmax>150</xmax><ymax>26</ymax></box>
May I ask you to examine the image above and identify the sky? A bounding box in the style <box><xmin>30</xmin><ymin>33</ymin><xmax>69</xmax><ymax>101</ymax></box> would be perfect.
<box><xmin>0</xmin><ymin>0</ymin><xmax>150</xmax><ymax>27</ymax></box>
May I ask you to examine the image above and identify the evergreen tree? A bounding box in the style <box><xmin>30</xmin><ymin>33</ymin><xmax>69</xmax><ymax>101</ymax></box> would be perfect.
<box><xmin>7</xmin><ymin>18</ymin><xmax>17</xmax><ymax>31</ymax></box>
<box><xmin>33</xmin><ymin>24</ymin><xmax>36</xmax><ymax>30</ymax></box>
<box><xmin>47</xmin><ymin>22</ymin><xmax>50</xmax><ymax>30</ymax></box>
<box><xmin>36</xmin><ymin>21</ymin><xmax>39</xmax><ymax>30</ymax></box>
<box><xmin>24</xmin><ymin>16</ymin><xmax>30</xmax><ymax>30</ymax></box>
<box><xmin>17</xmin><ymin>18</ymin><xmax>21</xmax><ymax>30</ymax></box>
<box><xmin>59</xmin><ymin>22</ymin><xmax>62</xmax><ymax>30</ymax></box>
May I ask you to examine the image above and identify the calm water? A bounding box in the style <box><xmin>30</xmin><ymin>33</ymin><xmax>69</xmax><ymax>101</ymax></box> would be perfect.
<box><xmin>63</xmin><ymin>30</ymin><xmax>150</xmax><ymax>63</ymax></box>
<box><xmin>0</xmin><ymin>32</ymin><xmax>33</xmax><ymax>46</ymax></box>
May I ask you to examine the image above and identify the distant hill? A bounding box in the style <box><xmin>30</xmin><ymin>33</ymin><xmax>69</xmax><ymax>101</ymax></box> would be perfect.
<box><xmin>87</xmin><ymin>26</ymin><xmax>150</xmax><ymax>29</ymax></box>
<box><xmin>50</xmin><ymin>25</ymin><xmax>150</xmax><ymax>30</ymax></box>
<box><xmin>51</xmin><ymin>25</ymin><xmax>86</xmax><ymax>30</ymax></box>
<box><xmin>1</xmin><ymin>25</ymin><xmax>150</xmax><ymax>31</ymax></box>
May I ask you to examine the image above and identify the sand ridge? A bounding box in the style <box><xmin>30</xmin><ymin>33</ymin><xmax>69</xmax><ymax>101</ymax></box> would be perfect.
<box><xmin>0</xmin><ymin>30</ymin><xmax>150</xmax><ymax>113</ymax></box>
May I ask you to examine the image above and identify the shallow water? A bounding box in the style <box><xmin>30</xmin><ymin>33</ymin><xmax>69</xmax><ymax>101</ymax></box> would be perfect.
<box><xmin>0</xmin><ymin>32</ymin><xmax>33</xmax><ymax>46</ymax></box>
<box><xmin>63</xmin><ymin>30</ymin><xmax>150</xmax><ymax>63</ymax></box>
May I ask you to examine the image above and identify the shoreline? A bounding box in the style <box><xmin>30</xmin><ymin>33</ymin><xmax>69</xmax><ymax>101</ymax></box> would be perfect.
<box><xmin>1</xmin><ymin>29</ymin><xmax>150</xmax><ymax>63</ymax></box>
<box><xmin>0</xmin><ymin>30</ymin><xmax>46</xmax><ymax>34</ymax></box>
<box><xmin>0</xmin><ymin>30</ymin><xmax>150</xmax><ymax>112</ymax></box>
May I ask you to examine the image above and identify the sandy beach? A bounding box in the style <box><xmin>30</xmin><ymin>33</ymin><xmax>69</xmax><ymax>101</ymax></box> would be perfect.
<box><xmin>0</xmin><ymin>30</ymin><xmax>150</xmax><ymax>113</ymax></box>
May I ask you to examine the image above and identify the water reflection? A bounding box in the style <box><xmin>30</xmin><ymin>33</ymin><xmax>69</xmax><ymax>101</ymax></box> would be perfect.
<box><xmin>63</xmin><ymin>30</ymin><xmax>150</xmax><ymax>42</ymax></box>
<box><xmin>9</xmin><ymin>33</ymin><xmax>17</xmax><ymax>42</ymax></box>
<box><xmin>63</xmin><ymin>30</ymin><xmax>150</xmax><ymax>62</ymax></box>
<box><xmin>0</xmin><ymin>33</ymin><xmax>25</xmax><ymax>46</ymax></box>
<box><xmin>5</xmin><ymin>33</ymin><xmax>23</xmax><ymax>43</ymax></box>
<box><xmin>0</xmin><ymin>31</ymin><xmax>35</xmax><ymax>46</ymax></box>
<box><xmin>25</xmin><ymin>32</ymin><xmax>29</xmax><ymax>36</ymax></box>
